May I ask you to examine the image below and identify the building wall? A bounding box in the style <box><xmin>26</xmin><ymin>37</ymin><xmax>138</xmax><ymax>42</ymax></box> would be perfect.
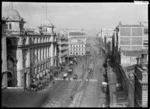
<box><xmin>68</xmin><ymin>30</ymin><xmax>86</xmax><ymax>56</ymax></box>
<box><xmin>2</xmin><ymin>21</ymin><xmax>8</xmax><ymax>89</ymax></box>
<box><xmin>118</xmin><ymin>26</ymin><xmax>144</xmax><ymax>51</ymax></box>
<box><xmin>57</xmin><ymin>33</ymin><xmax>68</xmax><ymax>64</ymax></box>
<box><xmin>134</xmin><ymin>65</ymin><xmax>148</xmax><ymax>107</ymax></box>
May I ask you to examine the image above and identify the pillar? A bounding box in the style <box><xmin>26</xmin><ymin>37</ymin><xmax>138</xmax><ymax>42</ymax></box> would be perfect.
<box><xmin>26</xmin><ymin>49</ymin><xmax>30</xmax><ymax>87</ymax></box>
<box><xmin>2</xmin><ymin>34</ymin><xmax>7</xmax><ymax>88</ymax></box>
<box><xmin>51</xmin><ymin>43</ymin><xmax>54</xmax><ymax>66</ymax></box>
<box><xmin>54</xmin><ymin>46</ymin><xmax>57</xmax><ymax>66</ymax></box>
<box><xmin>17</xmin><ymin>48</ymin><xmax>23</xmax><ymax>87</ymax></box>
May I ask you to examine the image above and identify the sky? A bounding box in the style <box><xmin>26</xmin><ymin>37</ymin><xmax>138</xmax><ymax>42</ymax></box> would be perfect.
<box><xmin>2</xmin><ymin>2</ymin><xmax>148</xmax><ymax>35</ymax></box>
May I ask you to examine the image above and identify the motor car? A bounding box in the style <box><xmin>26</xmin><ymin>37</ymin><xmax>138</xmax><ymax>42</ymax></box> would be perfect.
<box><xmin>63</xmin><ymin>72</ymin><xmax>68</xmax><ymax>80</ymax></box>
<box><xmin>70</xmin><ymin>61</ymin><xmax>73</xmax><ymax>65</ymax></box>
<box><xmin>73</xmin><ymin>74</ymin><xmax>78</xmax><ymax>79</ymax></box>
<box><xmin>101</xmin><ymin>82</ymin><xmax>108</xmax><ymax>93</ymax></box>
<box><xmin>68</xmin><ymin>68</ymin><xmax>73</xmax><ymax>74</ymax></box>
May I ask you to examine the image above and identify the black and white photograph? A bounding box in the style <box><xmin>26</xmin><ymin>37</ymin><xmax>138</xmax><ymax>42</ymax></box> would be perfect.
<box><xmin>1</xmin><ymin>2</ymin><xmax>148</xmax><ymax>108</ymax></box>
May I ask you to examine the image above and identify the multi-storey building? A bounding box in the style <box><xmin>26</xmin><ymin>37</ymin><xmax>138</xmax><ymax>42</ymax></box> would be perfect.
<box><xmin>134</xmin><ymin>52</ymin><xmax>148</xmax><ymax>107</ymax></box>
<box><xmin>116</xmin><ymin>22</ymin><xmax>144</xmax><ymax>51</ymax></box>
<box><xmin>68</xmin><ymin>29</ymin><xmax>87</xmax><ymax>57</ymax></box>
<box><xmin>57</xmin><ymin>29</ymin><xmax>69</xmax><ymax>65</ymax></box>
<box><xmin>113</xmin><ymin>22</ymin><xmax>146</xmax><ymax>66</ymax></box>
<box><xmin>2</xmin><ymin>8</ymin><xmax>57</xmax><ymax>88</ymax></box>
<box><xmin>100</xmin><ymin>28</ymin><xmax>114</xmax><ymax>49</ymax></box>
<box><xmin>112</xmin><ymin>22</ymin><xmax>148</xmax><ymax>107</ymax></box>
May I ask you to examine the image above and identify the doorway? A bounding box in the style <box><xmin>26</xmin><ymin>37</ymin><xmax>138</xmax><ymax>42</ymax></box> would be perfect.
<box><xmin>7</xmin><ymin>72</ymin><xmax>13</xmax><ymax>87</ymax></box>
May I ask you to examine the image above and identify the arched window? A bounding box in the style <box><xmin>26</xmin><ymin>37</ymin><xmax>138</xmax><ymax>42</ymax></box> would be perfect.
<box><xmin>34</xmin><ymin>38</ymin><xmax>38</xmax><ymax>44</ymax></box>
<box><xmin>32</xmin><ymin>38</ymin><xmax>35</xmax><ymax>44</ymax></box>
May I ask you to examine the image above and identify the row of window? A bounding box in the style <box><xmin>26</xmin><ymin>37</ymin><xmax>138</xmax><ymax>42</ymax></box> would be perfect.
<box><xmin>69</xmin><ymin>48</ymin><xmax>85</xmax><ymax>50</ymax></box>
<box><xmin>69</xmin><ymin>52</ymin><xmax>85</xmax><ymax>55</ymax></box>
<box><xmin>120</xmin><ymin>27</ymin><xmax>143</xmax><ymax>36</ymax></box>
<box><xmin>34</xmin><ymin>61</ymin><xmax>51</xmax><ymax>74</ymax></box>
<box><xmin>69</xmin><ymin>45</ymin><xmax>85</xmax><ymax>47</ymax></box>
<box><xmin>21</xmin><ymin>36</ymin><xmax>55</xmax><ymax>45</ymax></box>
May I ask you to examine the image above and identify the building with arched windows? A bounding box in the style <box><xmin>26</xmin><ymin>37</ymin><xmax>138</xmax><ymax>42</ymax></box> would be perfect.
<box><xmin>1</xmin><ymin>7</ymin><xmax>58</xmax><ymax>89</ymax></box>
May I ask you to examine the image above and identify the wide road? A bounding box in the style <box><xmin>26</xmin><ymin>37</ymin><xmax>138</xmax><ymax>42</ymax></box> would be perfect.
<box><xmin>42</xmin><ymin>44</ymin><xmax>107</xmax><ymax>107</ymax></box>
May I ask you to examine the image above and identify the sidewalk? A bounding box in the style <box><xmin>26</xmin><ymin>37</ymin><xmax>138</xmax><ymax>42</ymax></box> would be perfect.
<box><xmin>108</xmin><ymin>66</ymin><xmax>118</xmax><ymax>107</ymax></box>
<box><xmin>108</xmin><ymin>65</ymin><xmax>128</xmax><ymax>107</ymax></box>
<box><xmin>2</xmin><ymin>86</ymin><xmax>49</xmax><ymax>107</ymax></box>
<box><xmin>2</xmin><ymin>66</ymin><xmax>66</xmax><ymax>108</ymax></box>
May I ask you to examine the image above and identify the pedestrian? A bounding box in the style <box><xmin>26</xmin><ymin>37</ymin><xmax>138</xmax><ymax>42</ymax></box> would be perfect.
<box><xmin>70</xmin><ymin>95</ymin><xmax>73</xmax><ymax>101</ymax></box>
<box><xmin>53</xmin><ymin>80</ymin><xmax>55</xmax><ymax>85</ymax></box>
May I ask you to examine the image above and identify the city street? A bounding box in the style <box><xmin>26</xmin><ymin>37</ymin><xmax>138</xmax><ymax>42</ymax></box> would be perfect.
<box><xmin>2</xmin><ymin>3</ymin><xmax>148</xmax><ymax>108</ymax></box>
<box><xmin>42</xmin><ymin>43</ymin><xmax>107</xmax><ymax>107</ymax></box>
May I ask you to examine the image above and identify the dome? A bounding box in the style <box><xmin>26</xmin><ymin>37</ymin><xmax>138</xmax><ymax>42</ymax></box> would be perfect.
<box><xmin>41</xmin><ymin>19</ymin><xmax>54</xmax><ymax>28</ymax></box>
<box><xmin>2</xmin><ymin>9</ymin><xmax>21</xmax><ymax>21</ymax></box>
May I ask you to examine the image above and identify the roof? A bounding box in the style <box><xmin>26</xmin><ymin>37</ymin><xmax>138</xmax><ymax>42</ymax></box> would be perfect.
<box><xmin>119</xmin><ymin>25</ymin><xmax>144</xmax><ymax>27</ymax></box>
<box><xmin>41</xmin><ymin>19</ymin><xmax>54</xmax><ymax>28</ymax></box>
<box><xmin>2</xmin><ymin>9</ymin><xmax>21</xmax><ymax>21</ymax></box>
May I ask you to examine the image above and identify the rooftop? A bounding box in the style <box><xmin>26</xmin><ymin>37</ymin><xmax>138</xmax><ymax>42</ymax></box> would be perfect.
<box><xmin>2</xmin><ymin>9</ymin><xmax>22</xmax><ymax>21</ymax></box>
<box><xmin>119</xmin><ymin>25</ymin><xmax>144</xmax><ymax>27</ymax></box>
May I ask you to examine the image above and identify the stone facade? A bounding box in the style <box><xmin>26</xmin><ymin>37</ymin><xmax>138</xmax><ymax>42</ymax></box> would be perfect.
<box><xmin>2</xmin><ymin>8</ymin><xmax>58</xmax><ymax>88</ymax></box>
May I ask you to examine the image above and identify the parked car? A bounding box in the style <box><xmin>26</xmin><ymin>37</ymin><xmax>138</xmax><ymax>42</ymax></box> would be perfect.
<box><xmin>68</xmin><ymin>68</ymin><xmax>73</xmax><ymax>74</ymax></box>
<box><xmin>63</xmin><ymin>72</ymin><xmax>68</xmax><ymax>80</ymax></box>
<box><xmin>70</xmin><ymin>61</ymin><xmax>73</xmax><ymax>65</ymax></box>
<box><xmin>73</xmin><ymin>74</ymin><xmax>78</xmax><ymax>79</ymax></box>
<box><xmin>101</xmin><ymin>82</ymin><xmax>108</xmax><ymax>93</ymax></box>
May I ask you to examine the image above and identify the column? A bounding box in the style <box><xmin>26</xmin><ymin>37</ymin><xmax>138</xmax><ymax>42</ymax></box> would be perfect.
<box><xmin>45</xmin><ymin>46</ymin><xmax>47</xmax><ymax>59</ymax></box>
<box><xmin>47</xmin><ymin>46</ymin><xmax>49</xmax><ymax>59</ymax></box>
<box><xmin>2</xmin><ymin>35</ymin><xmax>7</xmax><ymax>88</ymax></box>
<box><xmin>16</xmin><ymin>48</ymin><xmax>23</xmax><ymax>87</ymax></box>
<box><xmin>51</xmin><ymin>43</ymin><xmax>54</xmax><ymax>66</ymax></box>
<box><xmin>41</xmin><ymin>47</ymin><xmax>43</xmax><ymax>61</ymax></box>
<box><xmin>26</xmin><ymin>49</ymin><xmax>30</xmax><ymax>87</ymax></box>
<box><xmin>45</xmin><ymin>47</ymin><xmax>46</xmax><ymax>60</ymax></box>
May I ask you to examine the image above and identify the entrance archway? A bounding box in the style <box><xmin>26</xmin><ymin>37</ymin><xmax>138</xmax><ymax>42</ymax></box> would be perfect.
<box><xmin>7</xmin><ymin>72</ymin><xmax>13</xmax><ymax>87</ymax></box>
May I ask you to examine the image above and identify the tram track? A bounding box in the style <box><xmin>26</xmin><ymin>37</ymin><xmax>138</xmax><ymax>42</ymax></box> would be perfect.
<box><xmin>65</xmin><ymin>58</ymin><xmax>93</xmax><ymax>107</ymax></box>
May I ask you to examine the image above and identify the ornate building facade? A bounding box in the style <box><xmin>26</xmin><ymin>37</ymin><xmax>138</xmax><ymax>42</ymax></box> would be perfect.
<box><xmin>2</xmin><ymin>8</ymin><xmax>57</xmax><ymax>88</ymax></box>
<box><xmin>68</xmin><ymin>29</ymin><xmax>87</xmax><ymax>57</ymax></box>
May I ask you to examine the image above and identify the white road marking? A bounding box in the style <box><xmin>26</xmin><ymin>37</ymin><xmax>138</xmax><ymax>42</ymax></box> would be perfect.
<box><xmin>54</xmin><ymin>78</ymin><xmax>98</xmax><ymax>82</ymax></box>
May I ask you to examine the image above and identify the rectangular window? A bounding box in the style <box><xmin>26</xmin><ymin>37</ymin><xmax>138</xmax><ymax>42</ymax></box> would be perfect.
<box><xmin>9</xmin><ymin>23</ymin><xmax>11</xmax><ymax>29</ymax></box>
<box><xmin>132</xmin><ymin>37</ymin><xmax>142</xmax><ymax>45</ymax></box>
<box><xmin>120</xmin><ymin>37</ymin><xmax>130</xmax><ymax>45</ymax></box>
<box><xmin>143</xmin><ymin>43</ymin><xmax>148</xmax><ymax>45</ymax></box>
<box><xmin>120</xmin><ymin>28</ymin><xmax>131</xmax><ymax>36</ymax></box>
<box><xmin>132</xmin><ymin>28</ymin><xmax>142</xmax><ymax>36</ymax></box>
<box><xmin>144</xmin><ymin>28</ymin><xmax>148</xmax><ymax>34</ymax></box>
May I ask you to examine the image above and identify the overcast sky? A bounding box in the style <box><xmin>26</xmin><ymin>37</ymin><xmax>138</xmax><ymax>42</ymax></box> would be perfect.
<box><xmin>2</xmin><ymin>2</ymin><xmax>148</xmax><ymax>35</ymax></box>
